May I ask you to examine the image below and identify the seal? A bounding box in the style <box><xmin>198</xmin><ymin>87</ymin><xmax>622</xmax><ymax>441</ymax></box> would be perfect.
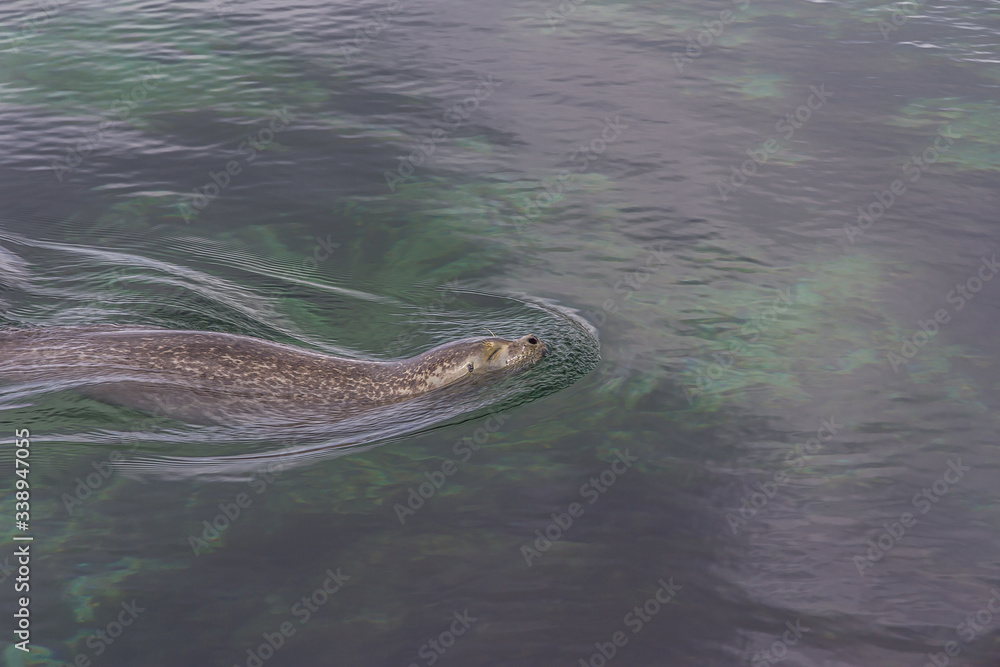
<box><xmin>0</xmin><ymin>327</ymin><xmax>548</xmax><ymax>425</ymax></box>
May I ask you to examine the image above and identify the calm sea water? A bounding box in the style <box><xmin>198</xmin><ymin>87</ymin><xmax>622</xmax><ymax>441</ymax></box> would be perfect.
<box><xmin>1</xmin><ymin>0</ymin><xmax>999</xmax><ymax>665</ymax></box>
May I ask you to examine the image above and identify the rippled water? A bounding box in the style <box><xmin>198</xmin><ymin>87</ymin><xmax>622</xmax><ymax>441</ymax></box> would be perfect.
<box><xmin>1</xmin><ymin>0</ymin><xmax>999</xmax><ymax>664</ymax></box>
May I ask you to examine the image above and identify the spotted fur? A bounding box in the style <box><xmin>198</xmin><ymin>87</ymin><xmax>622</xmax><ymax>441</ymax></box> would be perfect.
<box><xmin>0</xmin><ymin>326</ymin><xmax>547</xmax><ymax>424</ymax></box>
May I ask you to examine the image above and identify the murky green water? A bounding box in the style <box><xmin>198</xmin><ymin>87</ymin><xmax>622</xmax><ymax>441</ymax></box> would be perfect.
<box><xmin>1</xmin><ymin>0</ymin><xmax>999</xmax><ymax>664</ymax></box>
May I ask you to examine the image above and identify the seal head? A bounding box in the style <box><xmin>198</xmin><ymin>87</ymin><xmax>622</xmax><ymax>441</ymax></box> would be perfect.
<box><xmin>390</xmin><ymin>334</ymin><xmax>548</xmax><ymax>394</ymax></box>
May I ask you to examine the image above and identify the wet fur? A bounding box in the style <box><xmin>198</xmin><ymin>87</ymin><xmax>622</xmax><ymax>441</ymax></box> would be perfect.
<box><xmin>0</xmin><ymin>326</ymin><xmax>546</xmax><ymax>424</ymax></box>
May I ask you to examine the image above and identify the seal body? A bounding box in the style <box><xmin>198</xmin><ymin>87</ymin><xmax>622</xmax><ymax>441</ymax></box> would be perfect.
<box><xmin>0</xmin><ymin>327</ymin><xmax>547</xmax><ymax>425</ymax></box>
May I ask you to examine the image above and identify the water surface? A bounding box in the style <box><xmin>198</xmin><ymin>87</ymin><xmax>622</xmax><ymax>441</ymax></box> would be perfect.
<box><xmin>1</xmin><ymin>0</ymin><xmax>999</xmax><ymax>664</ymax></box>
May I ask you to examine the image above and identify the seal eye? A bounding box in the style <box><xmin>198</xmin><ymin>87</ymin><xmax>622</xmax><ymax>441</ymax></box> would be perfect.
<box><xmin>467</xmin><ymin>363</ymin><xmax>474</xmax><ymax>373</ymax></box>
<box><xmin>527</xmin><ymin>336</ymin><xmax>538</xmax><ymax>345</ymax></box>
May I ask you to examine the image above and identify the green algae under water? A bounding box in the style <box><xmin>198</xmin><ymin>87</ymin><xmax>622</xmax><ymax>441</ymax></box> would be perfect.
<box><xmin>1</xmin><ymin>0</ymin><xmax>1000</xmax><ymax>663</ymax></box>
